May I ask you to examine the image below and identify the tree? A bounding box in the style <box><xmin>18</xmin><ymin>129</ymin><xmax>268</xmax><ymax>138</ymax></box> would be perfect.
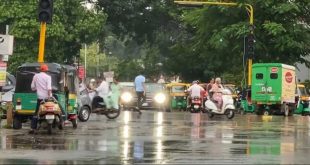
<box><xmin>0</xmin><ymin>0</ymin><xmax>106</xmax><ymax>73</ymax></box>
<box><xmin>172</xmin><ymin>0</ymin><xmax>310</xmax><ymax>81</ymax></box>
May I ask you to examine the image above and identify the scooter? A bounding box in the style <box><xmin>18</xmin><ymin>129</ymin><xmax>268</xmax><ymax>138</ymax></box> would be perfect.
<box><xmin>92</xmin><ymin>95</ymin><xmax>121</xmax><ymax>119</ymax></box>
<box><xmin>188</xmin><ymin>96</ymin><xmax>204</xmax><ymax>113</ymax></box>
<box><xmin>37</xmin><ymin>97</ymin><xmax>64</xmax><ymax>134</ymax></box>
<box><xmin>205</xmin><ymin>89</ymin><xmax>235</xmax><ymax>119</ymax></box>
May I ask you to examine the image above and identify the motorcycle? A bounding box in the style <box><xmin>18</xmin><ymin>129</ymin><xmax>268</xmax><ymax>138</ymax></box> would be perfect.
<box><xmin>205</xmin><ymin>89</ymin><xmax>235</xmax><ymax>119</ymax></box>
<box><xmin>92</xmin><ymin>95</ymin><xmax>121</xmax><ymax>119</ymax></box>
<box><xmin>188</xmin><ymin>96</ymin><xmax>204</xmax><ymax>113</ymax></box>
<box><xmin>37</xmin><ymin>97</ymin><xmax>64</xmax><ymax>134</ymax></box>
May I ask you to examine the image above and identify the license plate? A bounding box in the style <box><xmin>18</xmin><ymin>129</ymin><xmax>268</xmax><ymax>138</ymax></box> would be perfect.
<box><xmin>45</xmin><ymin>115</ymin><xmax>55</xmax><ymax>120</ymax></box>
<box><xmin>16</xmin><ymin>105</ymin><xmax>22</xmax><ymax>110</ymax></box>
<box><xmin>142</xmin><ymin>103</ymin><xmax>148</xmax><ymax>106</ymax></box>
<box><xmin>194</xmin><ymin>105</ymin><xmax>199</xmax><ymax>109</ymax></box>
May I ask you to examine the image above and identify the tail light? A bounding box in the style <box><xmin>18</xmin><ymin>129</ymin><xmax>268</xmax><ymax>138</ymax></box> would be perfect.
<box><xmin>192</xmin><ymin>99</ymin><xmax>201</xmax><ymax>104</ymax></box>
<box><xmin>69</xmin><ymin>114</ymin><xmax>77</xmax><ymax>120</ymax></box>
<box><xmin>16</xmin><ymin>98</ymin><xmax>21</xmax><ymax>105</ymax></box>
<box><xmin>16</xmin><ymin>98</ymin><xmax>22</xmax><ymax>110</ymax></box>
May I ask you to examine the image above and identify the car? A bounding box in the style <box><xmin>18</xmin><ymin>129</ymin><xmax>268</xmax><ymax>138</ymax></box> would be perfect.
<box><xmin>77</xmin><ymin>82</ymin><xmax>92</xmax><ymax>122</ymax></box>
<box><xmin>119</xmin><ymin>82</ymin><xmax>136</xmax><ymax>110</ymax></box>
<box><xmin>0</xmin><ymin>72</ymin><xmax>16</xmax><ymax>119</ymax></box>
<box><xmin>120</xmin><ymin>82</ymin><xmax>169</xmax><ymax>111</ymax></box>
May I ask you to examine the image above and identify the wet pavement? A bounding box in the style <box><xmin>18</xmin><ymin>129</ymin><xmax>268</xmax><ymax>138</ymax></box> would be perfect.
<box><xmin>1</xmin><ymin>111</ymin><xmax>310</xmax><ymax>164</ymax></box>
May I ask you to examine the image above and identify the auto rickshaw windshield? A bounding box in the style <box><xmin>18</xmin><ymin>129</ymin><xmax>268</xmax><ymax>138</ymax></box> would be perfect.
<box><xmin>298</xmin><ymin>86</ymin><xmax>308</xmax><ymax>96</ymax></box>
<box><xmin>171</xmin><ymin>86</ymin><xmax>186</xmax><ymax>93</ymax></box>
<box><xmin>15</xmin><ymin>71</ymin><xmax>62</xmax><ymax>93</ymax></box>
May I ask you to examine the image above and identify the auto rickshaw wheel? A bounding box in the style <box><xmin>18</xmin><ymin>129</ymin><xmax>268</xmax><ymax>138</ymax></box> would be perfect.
<box><xmin>263</xmin><ymin>110</ymin><xmax>270</xmax><ymax>116</ymax></box>
<box><xmin>58</xmin><ymin>119</ymin><xmax>64</xmax><ymax>130</ymax></box>
<box><xmin>282</xmin><ymin>104</ymin><xmax>289</xmax><ymax>117</ymax></box>
<box><xmin>13</xmin><ymin>116</ymin><xmax>22</xmax><ymax>129</ymax></box>
<box><xmin>47</xmin><ymin>124</ymin><xmax>52</xmax><ymax>134</ymax></box>
<box><xmin>240</xmin><ymin>108</ymin><xmax>246</xmax><ymax>115</ymax></box>
<box><xmin>72</xmin><ymin>119</ymin><xmax>78</xmax><ymax>129</ymax></box>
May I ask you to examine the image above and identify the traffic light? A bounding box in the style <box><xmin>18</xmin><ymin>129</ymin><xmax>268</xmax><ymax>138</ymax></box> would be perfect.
<box><xmin>246</xmin><ymin>33</ymin><xmax>255</xmax><ymax>58</ymax></box>
<box><xmin>38</xmin><ymin>0</ymin><xmax>53</xmax><ymax>23</ymax></box>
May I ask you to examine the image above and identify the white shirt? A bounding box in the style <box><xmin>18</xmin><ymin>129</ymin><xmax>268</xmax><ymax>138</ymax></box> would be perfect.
<box><xmin>31</xmin><ymin>72</ymin><xmax>52</xmax><ymax>99</ymax></box>
<box><xmin>96</xmin><ymin>80</ymin><xmax>109</xmax><ymax>98</ymax></box>
<box><xmin>188</xmin><ymin>84</ymin><xmax>204</xmax><ymax>97</ymax></box>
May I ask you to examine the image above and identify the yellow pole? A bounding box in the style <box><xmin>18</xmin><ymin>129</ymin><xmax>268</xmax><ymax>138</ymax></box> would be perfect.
<box><xmin>38</xmin><ymin>22</ymin><xmax>47</xmax><ymax>63</ymax></box>
<box><xmin>246</xmin><ymin>5</ymin><xmax>254</xmax><ymax>86</ymax></box>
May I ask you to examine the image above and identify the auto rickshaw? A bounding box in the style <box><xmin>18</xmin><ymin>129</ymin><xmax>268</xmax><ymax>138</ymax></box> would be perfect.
<box><xmin>13</xmin><ymin>63</ymin><xmax>78</xmax><ymax>129</ymax></box>
<box><xmin>239</xmin><ymin>87</ymin><xmax>256</xmax><ymax>115</ymax></box>
<box><xmin>166</xmin><ymin>83</ymin><xmax>189</xmax><ymax>111</ymax></box>
<box><xmin>294</xmin><ymin>84</ymin><xmax>310</xmax><ymax>115</ymax></box>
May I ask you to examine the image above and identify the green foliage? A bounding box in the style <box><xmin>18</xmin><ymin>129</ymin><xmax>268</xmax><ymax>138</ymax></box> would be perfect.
<box><xmin>1</xmin><ymin>0</ymin><xmax>309</xmax><ymax>85</ymax></box>
<box><xmin>0</xmin><ymin>0</ymin><xmax>106</xmax><ymax>74</ymax></box>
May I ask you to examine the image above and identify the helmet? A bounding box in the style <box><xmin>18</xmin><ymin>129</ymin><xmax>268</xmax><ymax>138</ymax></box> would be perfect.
<box><xmin>40</xmin><ymin>64</ymin><xmax>48</xmax><ymax>72</ymax></box>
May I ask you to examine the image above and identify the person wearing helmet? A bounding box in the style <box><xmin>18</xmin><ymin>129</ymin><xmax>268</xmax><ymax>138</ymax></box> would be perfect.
<box><xmin>89</xmin><ymin>78</ymin><xmax>97</xmax><ymax>90</ymax></box>
<box><xmin>29</xmin><ymin>64</ymin><xmax>52</xmax><ymax>134</ymax></box>
<box><xmin>187</xmin><ymin>80</ymin><xmax>205</xmax><ymax>108</ymax></box>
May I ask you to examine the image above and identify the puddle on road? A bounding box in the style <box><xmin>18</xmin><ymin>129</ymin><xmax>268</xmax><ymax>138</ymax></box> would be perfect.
<box><xmin>1</xmin><ymin>112</ymin><xmax>310</xmax><ymax>164</ymax></box>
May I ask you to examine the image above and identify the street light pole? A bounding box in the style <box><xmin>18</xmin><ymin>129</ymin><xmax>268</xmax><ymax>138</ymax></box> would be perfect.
<box><xmin>84</xmin><ymin>43</ymin><xmax>87</xmax><ymax>79</ymax></box>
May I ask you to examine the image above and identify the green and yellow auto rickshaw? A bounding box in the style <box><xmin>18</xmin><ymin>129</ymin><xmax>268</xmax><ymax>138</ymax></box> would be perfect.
<box><xmin>294</xmin><ymin>84</ymin><xmax>310</xmax><ymax>116</ymax></box>
<box><xmin>13</xmin><ymin>63</ymin><xmax>78</xmax><ymax>129</ymax></box>
<box><xmin>166</xmin><ymin>83</ymin><xmax>189</xmax><ymax>111</ymax></box>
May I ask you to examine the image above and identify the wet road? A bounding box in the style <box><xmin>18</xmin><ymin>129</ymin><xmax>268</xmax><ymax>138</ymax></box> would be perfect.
<box><xmin>1</xmin><ymin>111</ymin><xmax>310</xmax><ymax>164</ymax></box>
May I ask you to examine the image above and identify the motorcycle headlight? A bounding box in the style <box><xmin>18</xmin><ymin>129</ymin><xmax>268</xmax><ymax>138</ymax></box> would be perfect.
<box><xmin>155</xmin><ymin>93</ymin><xmax>166</xmax><ymax>104</ymax></box>
<box><xmin>121</xmin><ymin>92</ymin><xmax>133</xmax><ymax>103</ymax></box>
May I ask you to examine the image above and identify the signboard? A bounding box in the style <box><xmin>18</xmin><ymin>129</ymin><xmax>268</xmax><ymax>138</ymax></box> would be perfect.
<box><xmin>78</xmin><ymin>65</ymin><xmax>85</xmax><ymax>79</ymax></box>
<box><xmin>0</xmin><ymin>62</ymin><xmax>7</xmax><ymax>86</ymax></box>
<box><xmin>104</xmin><ymin>71</ymin><xmax>114</xmax><ymax>82</ymax></box>
<box><xmin>0</xmin><ymin>35</ymin><xmax>14</xmax><ymax>55</ymax></box>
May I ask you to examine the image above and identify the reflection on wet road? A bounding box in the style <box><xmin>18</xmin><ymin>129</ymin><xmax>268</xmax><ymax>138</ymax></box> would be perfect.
<box><xmin>1</xmin><ymin>111</ymin><xmax>310</xmax><ymax>164</ymax></box>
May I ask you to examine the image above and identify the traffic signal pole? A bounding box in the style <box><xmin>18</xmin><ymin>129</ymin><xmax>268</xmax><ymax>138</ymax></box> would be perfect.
<box><xmin>174</xmin><ymin>0</ymin><xmax>254</xmax><ymax>86</ymax></box>
<box><xmin>38</xmin><ymin>22</ymin><xmax>47</xmax><ymax>63</ymax></box>
<box><xmin>37</xmin><ymin>0</ymin><xmax>53</xmax><ymax>63</ymax></box>
<box><xmin>246</xmin><ymin>4</ymin><xmax>254</xmax><ymax>86</ymax></box>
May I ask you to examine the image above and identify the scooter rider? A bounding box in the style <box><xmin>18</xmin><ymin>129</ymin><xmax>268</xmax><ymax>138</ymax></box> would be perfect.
<box><xmin>29</xmin><ymin>64</ymin><xmax>52</xmax><ymax>134</ymax></box>
<box><xmin>210</xmin><ymin>77</ymin><xmax>224</xmax><ymax>110</ymax></box>
<box><xmin>187</xmin><ymin>80</ymin><xmax>205</xmax><ymax>108</ymax></box>
<box><xmin>95</xmin><ymin>77</ymin><xmax>110</xmax><ymax>110</ymax></box>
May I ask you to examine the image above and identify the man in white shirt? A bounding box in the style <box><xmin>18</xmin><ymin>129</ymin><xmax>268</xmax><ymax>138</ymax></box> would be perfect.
<box><xmin>95</xmin><ymin>77</ymin><xmax>110</xmax><ymax>108</ymax></box>
<box><xmin>29</xmin><ymin>64</ymin><xmax>52</xmax><ymax>134</ymax></box>
<box><xmin>187</xmin><ymin>80</ymin><xmax>205</xmax><ymax>107</ymax></box>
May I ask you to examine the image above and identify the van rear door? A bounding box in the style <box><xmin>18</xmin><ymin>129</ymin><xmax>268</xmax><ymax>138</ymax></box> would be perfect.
<box><xmin>252</xmin><ymin>66</ymin><xmax>267</xmax><ymax>103</ymax></box>
<box><xmin>266</xmin><ymin>66</ymin><xmax>282</xmax><ymax>102</ymax></box>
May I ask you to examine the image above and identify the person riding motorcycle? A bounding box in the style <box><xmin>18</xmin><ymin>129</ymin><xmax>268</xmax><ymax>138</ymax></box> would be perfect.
<box><xmin>187</xmin><ymin>80</ymin><xmax>205</xmax><ymax>108</ymax></box>
<box><xmin>210</xmin><ymin>77</ymin><xmax>224</xmax><ymax>110</ymax></box>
